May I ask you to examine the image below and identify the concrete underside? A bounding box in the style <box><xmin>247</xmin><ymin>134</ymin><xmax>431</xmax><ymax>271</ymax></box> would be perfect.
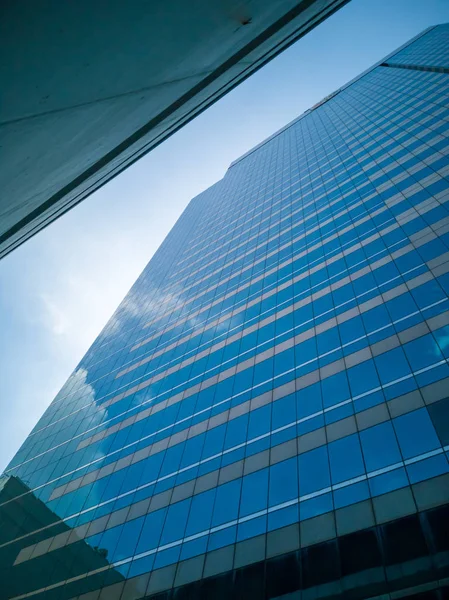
<box><xmin>0</xmin><ymin>0</ymin><xmax>348</xmax><ymax>258</ymax></box>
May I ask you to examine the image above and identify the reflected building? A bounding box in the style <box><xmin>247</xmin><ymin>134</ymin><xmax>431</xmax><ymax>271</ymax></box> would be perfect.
<box><xmin>2</xmin><ymin>23</ymin><xmax>449</xmax><ymax>600</ymax></box>
<box><xmin>0</xmin><ymin>475</ymin><xmax>128</xmax><ymax>598</ymax></box>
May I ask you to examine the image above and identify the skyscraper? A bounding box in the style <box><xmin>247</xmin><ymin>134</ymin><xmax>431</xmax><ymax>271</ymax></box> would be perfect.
<box><xmin>2</xmin><ymin>23</ymin><xmax>449</xmax><ymax>600</ymax></box>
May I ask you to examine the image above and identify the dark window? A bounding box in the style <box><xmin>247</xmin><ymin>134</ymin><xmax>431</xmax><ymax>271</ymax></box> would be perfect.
<box><xmin>301</xmin><ymin>539</ymin><xmax>340</xmax><ymax>587</ymax></box>
<box><xmin>425</xmin><ymin>504</ymin><xmax>449</xmax><ymax>553</ymax></box>
<box><xmin>399</xmin><ymin>591</ymin><xmax>439</xmax><ymax>600</ymax></box>
<box><xmin>440</xmin><ymin>585</ymin><xmax>449</xmax><ymax>599</ymax></box>
<box><xmin>172</xmin><ymin>581</ymin><xmax>200</xmax><ymax>600</ymax></box>
<box><xmin>265</xmin><ymin>551</ymin><xmax>300</xmax><ymax>598</ymax></box>
<box><xmin>234</xmin><ymin>562</ymin><xmax>265</xmax><ymax>600</ymax></box>
<box><xmin>146</xmin><ymin>593</ymin><xmax>171</xmax><ymax>600</ymax></box>
<box><xmin>382</xmin><ymin>514</ymin><xmax>429</xmax><ymax>565</ymax></box>
<box><xmin>339</xmin><ymin>528</ymin><xmax>382</xmax><ymax>575</ymax></box>
<box><xmin>199</xmin><ymin>572</ymin><xmax>234</xmax><ymax>600</ymax></box>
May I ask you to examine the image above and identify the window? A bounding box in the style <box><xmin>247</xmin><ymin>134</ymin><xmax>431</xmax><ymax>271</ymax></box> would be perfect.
<box><xmin>211</xmin><ymin>479</ymin><xmax>242</xmax><ymax>527</ymax></box>
<box><xmin>185</xmin><ymin>489</ymin><xmax>215</xmax><ymax>536</ymax></box>
<box><xmin>301</xmin><ymin>540</ymin><xmax>340</xmax><ymax>587</ymax></box>
<box><xmin>360</xmin><ymin>421</ymin><xmax>401</xmax><ymax>471</ymax></box>
<box><xmin>382</xmin><ymin>514</ymin><xmax>429</xmax><ymax>565</ymax></box>
<box><xmin>296</xmin><ymin>382</ymin><xmax>322</xmax><ymax>419</ymax></box>
<box><xmin>347</xmin><ymin>359</ymin><xmax>380</xmax><ymax>398</ymax></box>
<box><xmin>114</xmin><ymin>516</ymin><xmax>145</xmax><ymax>561</ymax></box>
<box><xmin>374</xmin><ymin>347</ymin><xmax>412</xmax><ymax>384</ymax></box>
<box><xmin>406</xmin><ymin>454</ymin><xmax>449</xmax><ymax>484</ymax></box>
<box><xmin>269</xmin><ymin>457</ymin><xmax>298</xmax><ymax>507</ymax></box>
<box><xmin>403</xmin><ymin>333</ymin><xmax>444</xmax><ymax>371</ymax></box>
<box><xmin>328</xmin><ymin>434</ymin><xmax>365</xmax><ymax>484</ymax></box>
<box><xmin>369</xmin><ymin>467</ymin><xmax>408</xmax><ymax>497</ymax></box>
<box><xmin>224</xmin><ymin>414</ymin><xmax>248</xmax><ymax>450</ymax></box>
<box><xmin>339</xmin><ymin>528</ymin><xmax>382</xmax><ymax>575</ymax></box>
<box><xmin>272</xmin><ymin>394</ymin><xmax>296</xmax><ymax>430</ymax></box>
<box><xmin>134</xmin><ymin>508</ymin><xmax>166</xmax><ymax>555</ymax></box>
<box><xmin>427</xmin><ymin>397</ymin><xmax>449</xmax><ymax>445</ymax></box>
<box><xmin>247</xmin><ymin>404</ymin><xmax>271</xmax><ymax>439</ymax></box>
<box><xmin>321</xmin><ymin>371</ymin><xmax>350</xmax><ymax>409</ymax></box>
<box><xmin>393</xmin><ymin>408</ymin><xmax>441</xmax><ymax>459</ymax></box>
<box><xmin>160</xmin><ymin>498</ymin><xmax>191</xmax><ymax>545</ymax></box>
<box><xmin>298</xmin><ymin>446</ymin><xmax>330</xmax><ymax>495</ymax></box>
<box><xmin>240</xmin><ymin>468</ymin><xmax>269</xmax><ymax>516</ymax></box>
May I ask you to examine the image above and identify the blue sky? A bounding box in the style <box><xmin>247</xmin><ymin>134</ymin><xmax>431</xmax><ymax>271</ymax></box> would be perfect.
<box><xmin>1</xmin><ymin>0</ymin><xmax>449</xmax><ymax>473</ymax></box>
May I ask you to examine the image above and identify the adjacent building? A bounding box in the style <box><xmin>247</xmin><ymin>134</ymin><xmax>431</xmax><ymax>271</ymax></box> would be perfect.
<box><xmin>1</xmin><ymin>24</ymin><xmax>449</xmax><ymax>600</ymax></box>
<box><xmin>0</xmin><ymin>0</ymin><xmax>348</xmax><ymax>259</ymax></box>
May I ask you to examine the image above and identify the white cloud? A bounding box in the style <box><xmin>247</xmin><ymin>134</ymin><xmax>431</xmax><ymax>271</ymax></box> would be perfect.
<box><xmin>36</xmin><ymin>230</ymin><xmax>151</xmax><ymax>363</ymax></box>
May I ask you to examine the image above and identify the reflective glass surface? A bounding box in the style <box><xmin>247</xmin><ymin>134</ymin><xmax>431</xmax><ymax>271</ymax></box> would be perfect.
<box><xmin>1</xmin><ymin>24</ymin><xmax>449</xmax><ymax>600</ymax></box>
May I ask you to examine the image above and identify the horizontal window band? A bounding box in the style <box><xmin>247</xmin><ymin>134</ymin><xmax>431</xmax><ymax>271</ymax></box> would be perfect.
<box><xmin>133</xmin><ymin>201</ymin><xmax>393</xmax><ymax>351</ymax></box>
<box><xmin>178</xmin><ymin>133</ymin><xmax>444</xmax><ymax>271</ymax></box>
<box><xmin>380</xmin><ymin>61</ymin><xmax>449</xmax><ymax>75</ymax></box>
<box><xmin>116</xmin><ymin>237</ymin><xmax>409</xmax><ymax>382</ymax></box>
<box><xmin>8</xmin><ymin>313</ymin><xmax>446</xmax><ymax>521</ymax></box>
<box><xmin>3</xmin><ymin>365</ymin><xmax>448</xmax><ymax>558</ymax></box>
<box><xmin>8</xmin><ymin>271</ymin><xmax>448</xmax><ymax>485</ymax></box>
<box><xmin>21</xmin><ymin>230</ymin><xmax>417</xmax><ymax>447</ymax></box>
<box><xmin>165</xmin><ymin>188</ymin><xmax>379</xmax><ymax>295</ymax></box>
<box><xmin>10</xmin><ymin>267</ymin><xmax>440</xmax><ymax>476</ymax></box>
<box><xmin>74</xmin><ymin>284</ymin><xmax>448</xmax><ymax>452</ymax></box>
<box><xmin>12</xmin><ymin>183</ymin><xmax>448</xmax><ymax>474</ymax></box>
<box><xmin>174</xmin><ymin>183</ymin><xmax>375</xmax><ymax>281</ymax></box>
<box><xmin>141</xmin><ymin>202</ymin><xmax>394</xmax><ymax>332</ymax></box>
<box><xmin>52</xmin><ymin>348</ymin><xmax>449</xmax><ymax>502</ymax></box>
<box><xmin>11</xmin><ymin>443</ymin><xmax>449</xmax><ymax>574</ymax></box>
<box><xmin>140</xmin><ymin>186</ymin><xmax>448</xmax><ymax>334</ymax></box>
<box><xmin>133</xmin><ymin>192</ymin><xmax>447</xmax><ymax>355</ymax></box>
<box><xmin>28</xmin><ymin>196</ymin><xmax>395</xmax><ymax>423</ymax></box>
<box><xmin>34</xmin><ymin>201</ymin><xmax>449</xmax><ymax>425</ymax></box>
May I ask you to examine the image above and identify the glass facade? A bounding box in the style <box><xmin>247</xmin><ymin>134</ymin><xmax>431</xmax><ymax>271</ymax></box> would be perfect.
<box><xmin>1</xmin><ymin>24</ymin><xmax>449</xmax><ymax>600</ymax></box>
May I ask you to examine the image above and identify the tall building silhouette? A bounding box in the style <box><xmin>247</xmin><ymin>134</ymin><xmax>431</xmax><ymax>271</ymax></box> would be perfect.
<box><xmin>2</xmin><ymin>24</ymin><xmax>449</xmax><ymax>600</ymax></box>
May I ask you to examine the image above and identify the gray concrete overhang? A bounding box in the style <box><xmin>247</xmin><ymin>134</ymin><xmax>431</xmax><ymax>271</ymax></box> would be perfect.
<box><xmin>0</xmin><ymin>0</ymin><xmax>348</xmax><ymax>258</ymax></box>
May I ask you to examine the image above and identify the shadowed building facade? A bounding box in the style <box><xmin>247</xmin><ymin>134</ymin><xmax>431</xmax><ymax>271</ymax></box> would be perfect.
<box><xmin>1</xmin><ymin>24</ymin><xmax>449</xmax><ymax>600</ymax></box>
